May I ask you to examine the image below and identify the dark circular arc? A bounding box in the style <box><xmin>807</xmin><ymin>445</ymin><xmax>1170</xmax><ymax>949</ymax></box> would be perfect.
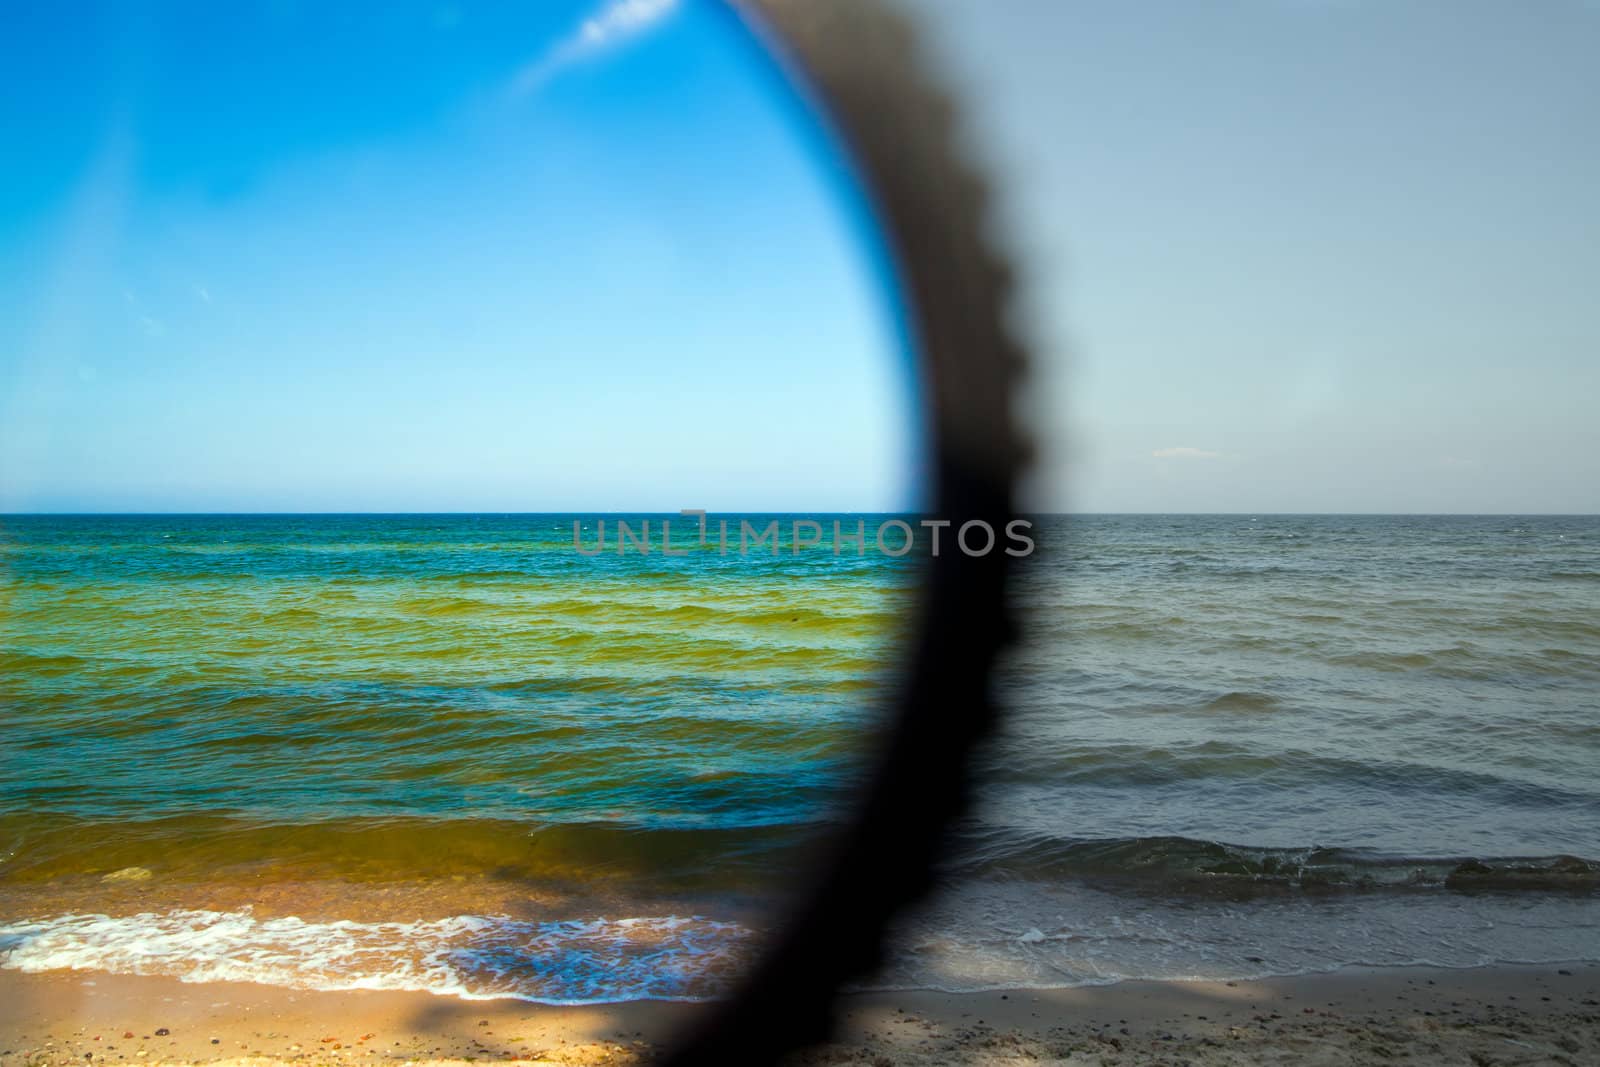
<box><xmin>659</xmin><ymin>2</ymin><xmax>1029</xmax><ymax>1062</ymax></box>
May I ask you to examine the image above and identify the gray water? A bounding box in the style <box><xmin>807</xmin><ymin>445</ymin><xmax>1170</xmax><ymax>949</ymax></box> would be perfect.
<box><xmin>885</xmin><ymin>514</ymin><xmax>1600</xmax><ymax>989</ymax></box>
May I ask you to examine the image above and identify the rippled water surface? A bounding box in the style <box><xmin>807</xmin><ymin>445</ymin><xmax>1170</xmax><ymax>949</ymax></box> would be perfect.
<box><xmin>3</xmin><ymin>514</ymin><xmax>1597</xmax><ymax>999</ymax></box>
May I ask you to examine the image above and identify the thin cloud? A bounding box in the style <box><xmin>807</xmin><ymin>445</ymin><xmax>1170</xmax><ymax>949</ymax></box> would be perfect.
<box><xmin>1152</xmin><ymin>446</ymin><xmax>1221</xmax><ymax>460</ymax></box>
<box><xmin>123</xmin><ymin>290</ymin><xmax>165</xmax><ymax>337</ymax></box>
<box><xmin>509</xmin><ymin>0</ymin><xmax>678</xmax><ymax>97</ymax></box>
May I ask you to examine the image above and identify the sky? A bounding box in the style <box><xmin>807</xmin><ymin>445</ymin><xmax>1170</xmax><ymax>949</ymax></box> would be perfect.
<box><xmin>0</xmin><ymin>0</ymin><xmax>917</xmax><ymax>513</ymax></box>
<box><xmin>3</xmin><ymin>1</ymin><xmax>1596</xmax><ymax>514</ymax></box>
<box><xmin>914</xmin><ymin>0</ymin><xmax>1600</xmax><ymax>513</ymax></box>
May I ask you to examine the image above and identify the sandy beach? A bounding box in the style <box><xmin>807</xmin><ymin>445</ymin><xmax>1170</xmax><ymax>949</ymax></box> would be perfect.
<box><xmin>2</xmin><ymin>963</ymin><xmax>1595</xmax><ymax>1066</ymax></box>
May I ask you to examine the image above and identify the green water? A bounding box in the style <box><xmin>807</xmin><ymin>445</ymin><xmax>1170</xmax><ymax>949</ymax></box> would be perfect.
<box><xmin>0</xmin><ymin>514</ymin><xmax>913</xmax><ymax>895</ymax></box>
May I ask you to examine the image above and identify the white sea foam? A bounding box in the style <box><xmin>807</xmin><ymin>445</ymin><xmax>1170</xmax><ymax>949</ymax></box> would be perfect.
<box><xmin>5</xmin><ymin>886</ymin><xmax>1597</xmax><ymax>1004</ymax></box>
<box><xmin>0</xmin><ymin>909</ymin><xmax>754</xmax><ymax>1004</ymax></box>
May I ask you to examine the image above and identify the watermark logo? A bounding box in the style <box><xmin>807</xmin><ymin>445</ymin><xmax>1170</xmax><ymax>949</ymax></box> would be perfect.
<box><xmin>573</xmin><ymin>510</ymin><xmax>1034</xmax><ymax>557</ymax></box>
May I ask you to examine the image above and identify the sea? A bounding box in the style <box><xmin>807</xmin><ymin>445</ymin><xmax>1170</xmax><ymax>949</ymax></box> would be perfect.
<box><xmin>1</xmin><ymin>513</ymin><xmax>1596</xmax><ymax>1002</ymax></box>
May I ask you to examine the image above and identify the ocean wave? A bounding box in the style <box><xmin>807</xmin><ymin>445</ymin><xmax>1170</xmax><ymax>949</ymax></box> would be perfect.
<box><xmin>950</xmin><ymin>832</ymin><xmax>1600</xmax><ymax>894</ymax></box>
<box><xmin>0</xmin><ymin>649</ymin><xmax>90</xmax><ymax>676</ymax></box>
<box><xmin>0</xmin><ymin>908</ymin><xmax>754</xmax><ymax>1004</ymax></box>
<box><xmin>1200</xmin><ymin>690</ymin><xmax>1281</xmax><ymax>713</ymax></box>
<box><xmin>973</xmin><ymin>741</ymin><xmax>1600</xmax><ymax>809</ymax></box>
<box><xmin>871</xmin><ymin>874</ymin><xmax>1600</xmax><ymax>993</ymax></box>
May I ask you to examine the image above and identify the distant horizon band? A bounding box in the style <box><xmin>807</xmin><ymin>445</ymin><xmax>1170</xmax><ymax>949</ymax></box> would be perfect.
<box><xmin>4</xmin><ymin>511</ymin><xmax>1598</xmax><ymax>518</ymax></box>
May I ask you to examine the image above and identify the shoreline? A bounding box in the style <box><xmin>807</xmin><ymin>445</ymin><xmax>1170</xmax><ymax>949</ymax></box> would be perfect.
<box><xmin>2</xmin><ymin>962</ymin><xmax>1596</xmax><ymax>1065</ymax></box>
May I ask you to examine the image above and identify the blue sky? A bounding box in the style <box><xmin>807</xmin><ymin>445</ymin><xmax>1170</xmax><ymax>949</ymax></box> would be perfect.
<box><xmin>4</xmin><ymin>1</ymin><xmax>1596</xmax><ymax>514</ymax></box>
<box><xmin>0</xmin><ymin>0</ymin><xmax>916</xmax><ymax>512</ymax></box>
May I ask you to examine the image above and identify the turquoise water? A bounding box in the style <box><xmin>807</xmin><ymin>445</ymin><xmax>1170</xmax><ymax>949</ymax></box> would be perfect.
<box><xmin>2</xmin><ymin>513</ymin><xmax>1597</xmax><ymax>999</ymax></box>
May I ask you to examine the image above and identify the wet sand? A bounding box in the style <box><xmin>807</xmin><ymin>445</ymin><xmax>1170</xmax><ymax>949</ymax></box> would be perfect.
<box><xmin>1</xmin><ymin>963</ymin><xmax>1596</xmax><ymax>1065</ymax></box>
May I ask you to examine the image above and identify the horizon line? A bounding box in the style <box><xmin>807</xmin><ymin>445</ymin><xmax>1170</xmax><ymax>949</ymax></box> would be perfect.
<box><xmin>3</xmin><ymin>511</ymin><xmax>1597</xmax><ymax>519</ymax></box>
